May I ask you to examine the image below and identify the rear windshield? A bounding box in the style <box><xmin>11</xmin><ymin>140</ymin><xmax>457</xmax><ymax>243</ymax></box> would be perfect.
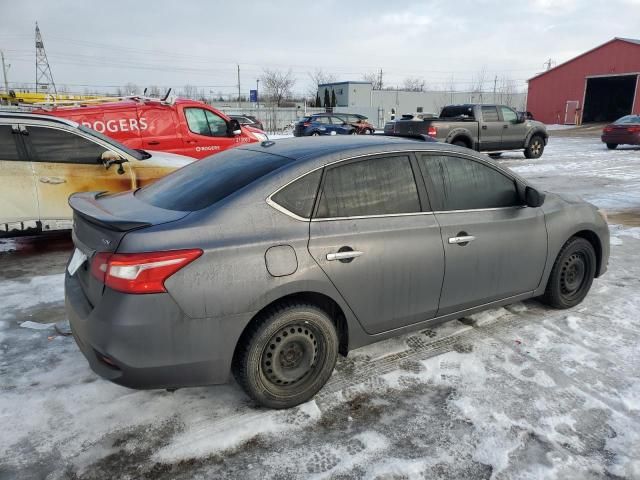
<box><xmin>614</xmin><ymin>115</ymin><xmax>640</xmax><ymax>124</ymax></box>
<box><xmin>439</xmin><ymin>105</ymin><xmax>475</xmax><ymax>120</ymax></box>
<box><xmin>136</xmin><ymin>148</ymin><xmax>293</xmax><ymax>211</ymax></box>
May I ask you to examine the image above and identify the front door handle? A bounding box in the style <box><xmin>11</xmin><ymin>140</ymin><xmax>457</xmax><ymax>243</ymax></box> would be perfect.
<box><xmin>448</xmin><ymin>235</ymin><xmax>476</xmax><ymax>245</ymax></box>
<box><xmin>147</xmin><ymin>140</ymin><xmax>160</xmax><ymax>145</ymax></box>
<box><xmin>39</xmin><ymin>177</ymin><xmax>66</xmax><ymax>184</ymax></box>
<box><xmin>326</xmin><ymin>250</ymin><xmax>364</xmax><ymax>262</ymax></box>
<box><xmin>503</xmin><ymin>124</ymin><xmax>509</xmax><ymax>129</ymax></box>
<box><xmin>481</xmin><ymin>125</ymin><xmax>488</xmax><ymax>130</ymax></box>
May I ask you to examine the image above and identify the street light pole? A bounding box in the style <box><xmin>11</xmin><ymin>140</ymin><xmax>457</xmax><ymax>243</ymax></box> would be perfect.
<box><xmin>256</xmin><ymin>79</ymin><xmax>259</xmax><ymax>111</ymax></box>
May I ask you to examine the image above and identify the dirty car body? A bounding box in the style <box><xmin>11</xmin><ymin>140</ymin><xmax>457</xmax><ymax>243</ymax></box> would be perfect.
<box><xmin>64</xmin><ymin>136</ymin><xmax>609</xmax><ymax>408</ymax></box>
<box><xmin>0</xmin><ymin>112</ymin><xmax>192</xmax><ymax>235</ymax></box>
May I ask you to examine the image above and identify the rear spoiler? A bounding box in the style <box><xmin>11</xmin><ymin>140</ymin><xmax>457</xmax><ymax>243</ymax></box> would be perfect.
<box><xmin>69</xmin><ymin>192</ymin><xmax>152</xmax><ymax>232</ymax></box>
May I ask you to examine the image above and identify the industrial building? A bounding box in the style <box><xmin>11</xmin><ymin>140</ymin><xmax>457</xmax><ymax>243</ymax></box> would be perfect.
<box><xmin>318</xmin><ymin>81</ymin><xmax>527</xmax><ymax>128</ymax></box>
<box><xmin>527</xmin><ymin>38</ymin><xmax>640</xmax><ymax>125</ymax></box>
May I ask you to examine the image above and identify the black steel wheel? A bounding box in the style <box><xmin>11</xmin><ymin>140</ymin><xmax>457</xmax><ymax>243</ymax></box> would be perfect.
<box><xmin>232</xmin><ymin>302</ymin><xmax>338</xmax><ymax>409</ymax></box>
<box><xmin>541</xmin><ymin>237</ymin><xmax>597</xmax><ymax>309</ymax></box>
<box><xmin>525</xmin><ymin>135</ymin><xmax>545</xmax><ymax>159</ymax></box>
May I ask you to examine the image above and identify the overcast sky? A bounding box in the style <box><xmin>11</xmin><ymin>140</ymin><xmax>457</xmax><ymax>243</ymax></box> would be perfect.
<box><xmin>1</xmin><ymin>0</ymin><xmax>639</xmax><ymax>97</ymax></box>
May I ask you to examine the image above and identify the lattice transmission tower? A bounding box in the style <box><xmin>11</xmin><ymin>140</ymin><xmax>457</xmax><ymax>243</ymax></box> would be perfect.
<box><xmin>35</xmin><ymin>22</ymin><xmax>56</xmax><ymax>94</ymax></box>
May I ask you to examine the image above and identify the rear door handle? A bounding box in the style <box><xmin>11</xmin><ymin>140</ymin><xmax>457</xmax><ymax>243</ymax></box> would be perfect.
<box><xmin>503</xmin><ymin>125</ymin><xmax>509</xmax><ymax>129</ymax></box>
<box><xmin>39</xmin><ymin>177</ymin><xmax>66</xmax><ymax>184</ymax></box>
<box><xmin>326</xmin><ymin>250</ymin><xmax>364</xmax><ymax>261</ymax></box>
<box><xmin>448</xmin><ymin>235</ymin><xmax>476</xmax><ymax>245</ymax></box>
<box><xmin>481</xmin><ymin>125</ymin><xmax>488</xmax><ymax>130</ymax></box>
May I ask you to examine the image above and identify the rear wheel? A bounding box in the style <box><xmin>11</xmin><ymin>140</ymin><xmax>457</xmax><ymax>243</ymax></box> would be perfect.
<box><xmin>524</xmin><ymin>135</ymin><xmax>545</xmax><ymax>159</ymax></box>
<box><xmin>310</xmin><ymin>131</ymin><xmax>320</xmax><ymax>136</ymax></box>
<box><xmin>488</xmin><ymin>152</ymin><xmax>502</xmax><ymax>158</ymax></box>
<box><xmin>232</xmin><ymin>302</ymin><xmax>339</xmax><ymax>409</ymax></box>
<box><xmin>452</xmin><ymin>139</ymin><xmax>468</xmax><ymax>148</ymax></box>
<box><xmin>606</xmin><ymin>143</ymin><xmax>618</xmax><ymax>150</ymax></box>
<box><xmin>540</xmin><ymin>237</ymin><xmax>596</xmax><ymax>309</ymax></box>
<box><xmin>349</xmin><ymin>130</ymin><xmax>357</xmax><ymax>135</ymax></box>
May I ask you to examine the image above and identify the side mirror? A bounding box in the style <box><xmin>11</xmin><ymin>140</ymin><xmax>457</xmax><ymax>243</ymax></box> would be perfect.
<box><xmin>525</xmin><ymin>186</ymin><xmax>545</xmax><ymax>207</ymax></box>
<box><xmin>516</xmin><ymin>113</ymin><xmax>526</xmax><ymax>123</ymax></box>
<box><xmin>101</xmin><ymin>150</ymin><xmax>127</xmax><ymax>175</ymax></box>
<box><xmin>228</xmin><ymin>119</ymin><xmax>242</xmax><ymax>136</ymax></box>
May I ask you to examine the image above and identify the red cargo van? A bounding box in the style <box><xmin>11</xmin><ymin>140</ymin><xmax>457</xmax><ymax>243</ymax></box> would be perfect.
<box><xmin>38</xmin><ymin>97</ymin><xmax>267</xmax><ymax>159</ymax></box>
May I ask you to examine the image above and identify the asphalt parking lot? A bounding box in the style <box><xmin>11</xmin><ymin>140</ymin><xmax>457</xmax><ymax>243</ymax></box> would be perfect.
<box><xmin>1</xmin><ymin>133</ymin><xmax>639</xmax><ymax>480</ymax></box>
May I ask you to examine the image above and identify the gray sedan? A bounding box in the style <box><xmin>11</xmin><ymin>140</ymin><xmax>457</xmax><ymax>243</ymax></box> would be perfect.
<box><xmin>65</xmin><ymin>136</ymin><xmax>609</xmax><ymax>408</ymax></box>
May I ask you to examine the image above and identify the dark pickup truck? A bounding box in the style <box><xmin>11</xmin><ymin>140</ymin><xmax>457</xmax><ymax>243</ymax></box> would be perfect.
<box><xmin>384</xmin><ymin>104</ymin><xmax>548</xmax><ymax>158</ymax></box>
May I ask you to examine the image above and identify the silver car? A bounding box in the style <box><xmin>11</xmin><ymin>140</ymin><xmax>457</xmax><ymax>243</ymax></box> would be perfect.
<box><xmin>65</xmin><ymin>136</ymin><xmax>609</xmax><ymax>408</ymax></box>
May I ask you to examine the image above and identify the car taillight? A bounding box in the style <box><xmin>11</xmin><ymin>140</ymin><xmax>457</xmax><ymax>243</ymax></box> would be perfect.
<box><xmin>303</xmin><ymin>122</ymin><xmax>310</xmax><ymax>127</ymax></box>
<box><xmin>427</xmin><ymin>126</ymin><xmax>437</xmax><ymax>137</ymax></box>
<box><xmin>603</xmin><ymin>126</ymin><xmax>613</xmax><ymax>133</ymax></box>
<box><xmin>91</xmin><ymin>249</ymin><xmax>202</xmax><ymax>294</ymax></box>
<box><xmin>627</xmin><ymin>126</ymin><xmax>640</xmax><ymax>133</ymax></box>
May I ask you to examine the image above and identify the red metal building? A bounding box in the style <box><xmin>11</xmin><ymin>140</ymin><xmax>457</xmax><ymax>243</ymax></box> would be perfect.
<box><xmin>527</xmin><ymin>38</ymin><xmax>640</xmax><ymax>125</ymax></box>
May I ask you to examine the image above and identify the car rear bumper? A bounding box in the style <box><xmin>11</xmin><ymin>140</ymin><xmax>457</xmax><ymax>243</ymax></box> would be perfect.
<box><xmin>65</xmin><ymin>272</ymin><xmax>234</xmax><ymax>389</ymax></box>
<box><xmin>601</xmin><ymin>132</ymin><xmax>640</xmax><ymax>145</ymax></box>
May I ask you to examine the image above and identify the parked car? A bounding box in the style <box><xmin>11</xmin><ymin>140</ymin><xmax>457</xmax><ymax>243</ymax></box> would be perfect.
<box><xmin>293</xmin><ymin>113</ymin><xmax>357</xmax><ymax>136</ymax></box>
<box><xmin>601</xmin><ymin>114</ymin><xmax>640</xmax><ymax>149</ymax></box>
<box><xmin>0</xmin><ymin>112</ymin><xmax>192</xmax><ymax>235</ymax></box>
<box><xmin>333</xmin><ymin>113</ymin><xmax>376</xmax><ymax>134</ymax></box>
<box><xmin>65</xmin><ymin>135</ymin><xmax>609</xmax><ymax>408</ymax></box>
<box><xmin>37</xmin><ymin>97</ymin><xmax>268</xmax><ymax>159</ymax></box>
<box><xmin>229</xmin><ymin>114</ymin><xmax>265</xmax><ymax>132</ymax></box>
<box><xmin>384</xmin><ymin>104</ymin><xmax>548</xmax><ymax>158</ymax></box>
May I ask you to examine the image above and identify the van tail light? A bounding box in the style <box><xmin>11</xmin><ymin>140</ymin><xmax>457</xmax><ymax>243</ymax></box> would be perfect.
<box><xmin>427</xmin><ymin>126</ymin><xmax>438</xmax><ymax>137</ymax></box>
<box><xmin>91</xmin><ymin>249</ymin><xmax>202</xmax><ymax>294</ymax></box>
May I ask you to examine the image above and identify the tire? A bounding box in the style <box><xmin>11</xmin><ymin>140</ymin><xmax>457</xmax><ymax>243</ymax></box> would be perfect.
<box><xmin>524</xmin><ymin>135</ymin><xmax>545</xmax><ymax>159</ymax></box>
<box><xmin>310</xmin><ymin>131</ymin><xmax>320</xmax><ymax>136</ymax></box>
<box><xmin>540</xmin><ymin>237</ymin><xmax>597</xmax><ymax>309</ymax></box>
<box><xmin>349</xmin><ymin>130</ymin><xmax>357</xmax><ymax>135</ymax></box>
<box><xmin>606</xmin><ymin>143</ymin><xmax>618</xmax><ymax>150</ymax></box>
<box><xmin>232</xmin><ymin>302</ymin><xmax>339</xmax><ymax>409</ymax></box>
<box><xmin>452</xmin><ymin>139</ymin><xmax>468</xmax><ymax>148</ymax></box>
<box><xmin>488</xmin><ymin>153</ymin><xmax>502</xmax><ymax>159</ymax></box>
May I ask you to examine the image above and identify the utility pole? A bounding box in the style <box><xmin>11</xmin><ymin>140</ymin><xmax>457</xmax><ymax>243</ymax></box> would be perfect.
<box><xmin>493</xmin><ymin>75</ymin><xmax>498</xmax><ymax>103</ymax></box>
<box><xmin>256</xmin><ymin>79</ymin><xmax>259</xmax><ymax>111</ymax></box>
<box><xmin>543</xmin><ymin>58</ymin><xmax>555</xmax><ymax>71</ymax></box>
<box><xmin>1</xmin><ymin>50</ymin><xmax>9</xmax><ymax>96</ymax></box>
<box><xmin>237</xmin><ymin>64</ymin><xmax>241</xmax><ymax>109</ymax></box>
<box><xmin>35</xmin><ymin>22</ymin><xmax>57</xmax><ymax>95</ymax></box>
<box><xmin>378</xmin><ymin>68</ymin><xmax>383</xmax><ymax>90</ymax></box>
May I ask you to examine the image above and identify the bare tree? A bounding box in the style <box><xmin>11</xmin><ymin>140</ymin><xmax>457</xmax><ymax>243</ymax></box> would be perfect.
<box><xmin>182</xmin><ymin>84</ymin><xmax>197</xmax><ymax>99</ymax></box>
<box><xmin>470</xmin><ymin>67</ymin><xmax>487</xmax><ymax>103</ymax></box>
<box><xmin>402</xmin><ymin>77</ymin><xmax>426</xmax><ymax>92</ymax></box>
<box><xmin>261</xmin><ymin>68</ymin><xmax>295</xmax><ymax>107</ymax></box>
<box><xmin>497</xmin><ymin>75</ymin><xmax>518</xmax><ymax>107</ymax></box>
<box><xmin>148</xmin><ymin>85</ymin><xmax>161</xmax><ymax>97</ymax></box>
<box><xmin>123</xmin><ymin>83</ymin><xmax>140</xmax><ymax>95</ymax></box>
<box><xmin>307</xmin><ymin>69</ymin><xmax>336</xmax><ymax>103</ymax></box>
<box><xmin>362</xmin><ymin>72</ymin><xmax>383</xmax><ymax>90</ymax></box>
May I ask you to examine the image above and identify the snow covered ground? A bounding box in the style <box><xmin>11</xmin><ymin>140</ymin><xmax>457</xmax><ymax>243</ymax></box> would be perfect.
<box><xmin>1</xmin><ymin>135</ymin><xmax>639</xmax><ymax>479</ymax></box>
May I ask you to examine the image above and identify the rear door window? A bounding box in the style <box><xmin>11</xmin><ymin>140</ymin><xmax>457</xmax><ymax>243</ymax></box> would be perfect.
<box><xmin>136</xmin><ymin>148</ymin><xmax>293</xmax><ymax>211</ymax></box>
<box><xmin>315</xmin><ymin>155</ymin><xmax>421</xmax><ymax>218</ymax></box>
<box><xmin>481</xmin><ymin>106</ymin><xmax>500</xmax><ymax>122</ymax></box>
<box><xmin>314</xmin><ymin>116</ymin><xmax>331</xmax><ymax>124</ymax></box>
<box><xmin>0</xmin><ymin>125</ymin><xmax>22</xmax><ymax>160</ymax></box>
<box><xmin>417</xmin><ymin>154</ymin><xmax>521</xmax><ymax>211</ymax></box>
<box><xmin>25</xmin><ymin>126</ymin><xmax>106</xmax><ymax>164</ymax></box>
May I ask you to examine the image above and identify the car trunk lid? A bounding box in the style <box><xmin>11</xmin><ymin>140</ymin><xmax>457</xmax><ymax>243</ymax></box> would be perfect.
<box><xmin>68</xmin><ymin>190</ymin><xmax>190</xmax><ymax>306</ymax></box>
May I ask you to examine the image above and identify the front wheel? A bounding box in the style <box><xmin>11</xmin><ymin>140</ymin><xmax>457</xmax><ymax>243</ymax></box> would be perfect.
<box><xmin>349</xmin><ymin>129</ymin><xmax>358</xmax><ymax>135</ymax></box>
<box><xmin>232</xmin><ymin>302</ymin><xmax>339</xmax><ymax>409</ymax></box>
<box><xmin>310</xmin><ymin>131</ymin><xmax>320</xmax><ymax>136</ymax></box>
<box><xmin>524</xmin><ymin>135</ymin><xmax>545</xmax><ymax>159</ymax></box>
<box><xmin>606</xmin><ymin>143</ymin><xmax>618</xmax><ymax>150</ymax></box>
<box><xmin>540</xmin><ymin>237</ymin><xmax>596</xmax><ymax>309</ymax></box>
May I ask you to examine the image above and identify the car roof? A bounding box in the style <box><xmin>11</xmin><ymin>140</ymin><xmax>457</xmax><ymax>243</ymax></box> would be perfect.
<box><xmin>0</xmin><ymin>111</ymin><xmax>79</xmax><ymax>127</ymax></box>
<box><xmin>238</xmin><ymin>135</ymin><xmax>469</xmax><ymax>165</ymax></box>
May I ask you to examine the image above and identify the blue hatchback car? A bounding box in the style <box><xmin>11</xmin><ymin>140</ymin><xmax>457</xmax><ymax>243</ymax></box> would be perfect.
<box><xmin>293</xmin><ymin>113</ymin><xmax>357</xmax><ymax>136</ymax></box>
